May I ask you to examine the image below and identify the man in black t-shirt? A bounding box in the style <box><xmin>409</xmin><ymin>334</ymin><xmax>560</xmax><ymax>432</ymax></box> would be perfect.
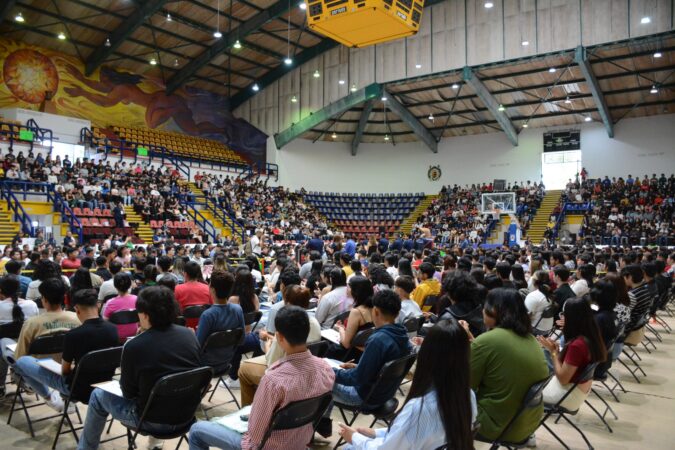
<box><xmin>15</xmin><ymin>289</ymin><xmax>119</xmax><ymax>413</ymax></box>
<box><xmin>553</xmin><ymin>266</ymin><xmax>576</xmax><ymax>314</ymax></box>
<box><xmin>78</xmin><ymin>286</ymin><xmax>200</xmax><ymax>450</ymax></box>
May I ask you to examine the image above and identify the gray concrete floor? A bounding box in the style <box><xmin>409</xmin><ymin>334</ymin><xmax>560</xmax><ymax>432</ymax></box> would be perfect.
<box><xmin>1</xmin><ymin>313</ymin><xmax>674</xmax><ymax>449</ymax></box>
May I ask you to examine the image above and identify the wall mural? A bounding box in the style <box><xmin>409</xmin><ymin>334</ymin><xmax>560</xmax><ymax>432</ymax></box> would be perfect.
<box><xmin>0</xmin><ymin>39</ymin><xmax>267</xmax><ymax>165</ymax></box>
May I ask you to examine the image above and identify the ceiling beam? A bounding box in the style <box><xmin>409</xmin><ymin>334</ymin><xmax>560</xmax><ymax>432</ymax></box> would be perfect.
<box><xmin>85</xmin><ymin>0</ymin><xmax>169</xmax><ymax>75</ymax></box>
<box><xmin>575</xmin><ymin>46</ymin><xmax>614</xmax><ymax>138</ymax></box>
<box><xmin>351</xmin><ymin>99</ymin><xmax>374</xmax><ymax>156</ymax></box>
<box><xmin>385</xmin><ymin>90</ymin><xmax>438</xmax><ymax>152</ymax></box>
<box><xmin>274</xmin><ymin>83</ymin><xmax>382</xmax><ymax>149</ymax></box>
<box><xmin>0</xmin><ymin>1</ymin><xmax>17</xmax><ymax>22</ymax></box>
<box><xmin>166</xmin><ymin>0</ymin><xmax>289</xmax><ymax>94</ymax></box>
<box><xmin>462</xmin><ymin>66</ymin><xmax>518</xmax><ymax>146</ymax></box>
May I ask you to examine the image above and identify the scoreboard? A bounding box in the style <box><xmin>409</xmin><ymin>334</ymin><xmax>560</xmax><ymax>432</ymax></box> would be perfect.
<box><xmin>543</xmin><ymin>130</ymin><xmax>580</xmax><ymax>152</ymax></box>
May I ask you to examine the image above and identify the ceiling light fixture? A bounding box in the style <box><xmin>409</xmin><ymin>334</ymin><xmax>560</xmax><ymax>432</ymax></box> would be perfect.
<box><xmin>105</xmin><ymin>38</ymin><xmax>111</xmax><ymax>47</ymax></box>
<box><xmin>331</xmin><ymin>132</ymin><xmax>337</xmax><ymax>139</ymax></box>
<box><xmin>149</xmin><ymin>57</ymin><xmax>157</xmax><ymax>65</ymax></box>
<box><xmin>299</xmin><ymin>2</ymin><xmax>307</xmax><ymax>10</ymax></box>
<box><xmin>522</xmin><ymin>123</ymin><xmax>528</xmax><ymax>128</ymax></box>
<box><xmin>564</xmin><ymin>96</ymin><xmax>571</xmax><ymax>104</ymax></box>
<box><xmin>415</xmin><ymin>63</ymin><xmax>422</xmax><ymax>69</ymax></box>
<box><xmin>641</xmin><ymin>16</ymin><xmax>651</xmax><ymax>24</ymax></box>
<box><xmin>381</xmin><ymin>96</ymin><xmax>387</xmax><ymax>101</ymax></box>
<box><xmin>57</xmin><ymin>31</ymin><xmax>66</xmax><ymax>40</ymax></box>
<box><xmin>548</xmin><ymin>67</ymin><xmax>556</xmax><ymax>73</ymax></box>
<box><xmin>252</xmin><ymin>83</ymin><xmax>259</xmax><ymax>92</ymax></box>
<box><xmin>233</xmin><ymin>40</ymin><xmax>242</xmax><ymax>49</ymax></box>
<box><xmin>428</xmin><ymin>113</ymin><xmax>434</xmax><ymax>121</ymax></box>
<box><xmin>214</xmin><ymin>30</ymin><xmax>222</xmax><ymax>38</ymax></box>
<box><xmin>484</xmin><ymin>2</ymin><xmax>494</xmax><ymax>8</ymax></box>
<box><xmin>650</xmin><ymin>85</ymin><xmax>658</xmax><ymax>94</ymax></box>
<box><xmin>584</xmin><ymin>116</ymin><xmax>592</xmax><ymax>122</ymax></box>
<box><xmin>498</xmin><ymin>104</ymin><xmax>505</xmax><ymax>112</ymax></box>
<box><xmin>313</xmin><ymin>69</ymin><xmax>320</xmax><ymax>78</ymax></box>
<box><xmin>351</xmin><ymin>84</ymin><xmax>357</xmax><ymax>92</ymax></box>
<box><xmin>338</xmin><ymin>80</ymin><xmax>345</xmax><ymax>85</ymax></box>
<box><xmin>214</xmin><ymin>0</ymin><xmax>222</xmax><ymax>38</ymax></box>
<box><xmin>15</xmin><ymin>12</ymin><xmax>24</xmax><ymax>23</ymax></box>
<box><xmin>451</xmin><ymin>83</ymin><xmax>459</xmax><ymax>89</ymax></box>
<box><xmin>653</xmin><ymin>51</ymin><xmax>662</xmax><ymax>58</ymax></box>
<box><xmin>384</xmin><ymin>134</ymin><xmax>390</xmax><ymax>141</ymax></box>
<box><xmin>291</xmin><ymin>95</ymin><xmax>297</xmax><ymax>103</ymax></box>
<box><xmin>521</xmin><ymin>40</ymin><xmax>529</xmax><ymax>46</ymax></box>
<box><xmin>166</xmin><ymin>13</ymin><xmax>172</xmax><ymax>21</ymax></box>
<box><xmin>284</xmin><ymin>57</ymin><xmax>293</xmax><ymax>65</ymax></box>
<box><xmin>173</xmin><ymin>58</ymin><xmax>179</xmax><ymax>67</ymax></box>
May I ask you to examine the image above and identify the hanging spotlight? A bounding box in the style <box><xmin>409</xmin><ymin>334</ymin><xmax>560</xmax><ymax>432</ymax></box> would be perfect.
<box><xmin>415</xmin><ymin>63</ymin><xmax>422</xmax><ymax>69</ymax></box>
<box><xmin>484</xmin><ymin>2</ymin><xmax>494</xmax><ymax>8</ymax></box>
<box><xmin>522</xmin><ymin>123</ymin><xmax>528</xmax><ymax>128</ymax></box>
<box><xmin>650</xmin><ymin>85</ymin><xmax>658</xmax><ymax>94</ymax></box>
<box><xmin>214</xmin><ymin>0</ymin><xmax>222</xmax><ymax>38</ymax></box>
<box><xmin>548</xmin><ymin>67</ymin><xmax>556</xmax><ymax>73</ymax></box>
<box><xmin>521</xmin><ymin>40</ymin><xmax>529</xmax><ymax>46</ymax></box>
<box><xmin>498</xmin><ymin>104</ymin><xmax>505</xmax><ymax>112</ymax></box>
<box><xmin>299</xmin><ymin>1</ymin><xmax>307</xmax><ymax>10</ymax></box>
<box><xmin>214</xmin><ymin>30</ymin><xmax>222</xmax><ymax>38</ymax></box>
<box><xmin>166</xmin><ymin>13</ymin><xmax>172</xmax><ymax>21</ymax></box>
<box><xmin>57</xmin><ymin>31</ymin><xmax>66</xmax><ymax>40</ymax></box>
<box><xmin>451</xmin><ymin>83</ymin><xmax>459</xmax><ymax>89</ymax></box>
<box><xmin>564</xmin><ymin>96</ymin><xmax>571</xmax><ymax>104</ymax></box>
<box><xmin>149</xmin><ymin>57</ymin><xmax>157</xmax><ymax>65</ymax></box>
<box><xmin>351</xmin><ymin>84</ymin><xmax>357</xmax><ymax>92</ymax></box>
<box><xmin>291</xmin><ymin>95</ymin><xmax>297</xmax><ymax>103</ymax></box>
<box><xmin>640</xmin><ymin>16</ymin><xmax>651</xmax><ymax>24</ymax></box>
<box><xmin>284</xmin><ymin>57</ymin><xmax>293</xmax><ymax>65</ymax></box>
<box><xmin>338</xmin><ymin>80</ymin><xmax>345</xmax><ymax>85</ymax></box>
<box><xmin>381</xmin><ymin>96</ymin><xmax>387</xmax><ymax>101</ymax></box>
<box><xmin>233</xmin><ymin>40</ymin><xmax>242</xmax><ymax>49</ymax></box>
<box><xmin>428</xmin><ymin>113</ymin><xmax>434</xmax><ymax>121</ymax></box>
<box><xmin>173</xmin><ymin>58</ymin><xmax>179</xmax><ymax>67</ymax></box>
<box><xmin>653</xmin><ymin>51</ymin><xmax>662</xmax><ymax>58</ymax></box>
<box><xmin>252</xmin><ymin>83</ymin><xmax>260</xmax><ymax>92</ymax></box>
<box><xmin>15</xmin><ymin>12</ymin><xmax>25</xmax><ymax>23</ymax></box>
<box><xmin>105</xmin><ymin>38</ymin><xmax>111</xmax><ymax>47</ymax></box>
<box><xmin>331</xmin><ymin>132</ymin><xmax>337</xmax><ymax>139</ymax></box>
<box><xmin>384</xmin><ymin>134</ymin><xmax>390</xmax><ymax>141</ymax></box>
<box><xmin>313</xmin><ymin>69</ymin><xmax>320</xmax><ymax>78</ymax></box>
<box><xmin>584</xmin><ymin>116</ymin><xmax>592</xmax><ymax>122</ymax></box>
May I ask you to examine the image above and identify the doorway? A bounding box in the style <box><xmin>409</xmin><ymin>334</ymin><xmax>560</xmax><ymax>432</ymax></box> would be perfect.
<box><xmin>541</xmin><ymin>150</ymin><xmax>582</xmax><ymax>190</ymax></box>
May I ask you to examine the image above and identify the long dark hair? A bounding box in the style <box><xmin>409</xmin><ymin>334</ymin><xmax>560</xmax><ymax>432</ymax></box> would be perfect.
<box><xmin>70</xmin><ymin>267</ymin><xmax>93</xmax><ymax>295</ymax></box>
<box><xmin>348</xmin><ymin>276</ymin><xmax>374</xmax><ymax>308</ymax></box>
<box><xmin>398</xmin><ymin>258</ymin><xmax>414</xmax><ymax>278</ymax></box>
<box><xmin>532</xmin><ymin>270</ymin><xmax>552</xmax><ymax>300</ymax></box>
<box><xmin>603</xmin><ymin>272</ymin><xmax>630</xmax><ymax>307</ymax></box>
<box><xmin>399</xmin><ymin>319</ymin><xmax>473</xmax><ymax>450</ymax></box>
<box><xmin>232</xmin><ymin>269</ymin><xmax>256</xmax><ymax>313</ymax></box>
<box><xmin>483</xmin><ymin>288</ymin><xmax>532</xmax><ymax>337</ymax></box>
<box><xmin>561</xmin><ymin>297</ymin><xmax>607</xmax><ymax>363</ymax></box>
<box><xmin>1</xmin><ymin>277</ymin><xmax>24</xmax><ymax>322</ymax></box>
<box><xmin>577</xmin><ymin>264</ymin><xmax>596</xmax><ymax>288</ymax></box>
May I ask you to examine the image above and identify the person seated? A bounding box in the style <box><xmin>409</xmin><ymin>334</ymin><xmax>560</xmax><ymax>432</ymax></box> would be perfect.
<box><xmin>197</xmin><ymin>270</ymin><xmax>245</xmax><ymax>373</ymax></box>
<box><xmin>438</xmin><ymin>272</ymin><xmax>484</xmax><ymax>337</ymax></box>
<box><xmin>333</xmin><ymin>276</ymin><xmax>374</xmax><ymax>352</ymax></box>
<box><xmin>15</xmin><ymin>289</ymin><xmax>119</xmax><ymax>412</ymax></box>
<box><xmin>524</xmin><ymin>270</ymin><xmax>555</xmax><ymax>335</ymax></box>
<box><xmin>338</xmin><ymin>319</ymin><xmax>477</xmax><ymax>450</ymax></box>
<box><xmin>0</xmin><ymin>275</ymin><xmax>39</xmax><ymax>325</ymax></box>
<box><xmin>4</xmin><ymin>260</ymin><xmax>32</xmax><ymax>298</ymax></box>
<box><xmin>469</xmin><ymin>288</ymin><xmax>549</xmax><ymax>444</ymax></box>
<box><xmin>0</xmin><ymin>278</ymin><xmax>79</xmax><ymax>397</ymax></box>
<box><xmin>393</xmin><ymin>276</ymin><xmax>422</xmax><ymax>324</ymax></box>
<box><xmin>411</xmin><ymin>262</ymin><xmax>441</xmax><ymax>311</ymax></box>
<box><xmin>537</xmin><ymin>297</ymin><xmax>607</xmax><ymax>411</ymax></box>
<box><xmin>331</xmin><ymin>289</ymin><xmax>411</xmax><ymax>409</ymax></box>
<box><xmin>175</xmin><ymin>261</ymin><xmax>213</xmax><ymax>328</ymax></box>
<box><xmin>101</xmin><ymin>273</ymin><xmax>138</xmax><ymax>341</ymax></box>
<box><xmin>76</xmin><ymin>286</ymin><xmax>201</xmax><ymax>450</ymax></box>
<box><xmin>315</xmin><ymin>267</ymin><xmax>350</xmax><ymax>327</ymax></box>
<box><xmin>238</xmin><ymin>285</ymin><xmax>321</xmax><ymax>406</ymax></box>
<box><xmin>188</xmin><ymin>306</ymin><xmax>335</xmax><ymax>450</ymax></box>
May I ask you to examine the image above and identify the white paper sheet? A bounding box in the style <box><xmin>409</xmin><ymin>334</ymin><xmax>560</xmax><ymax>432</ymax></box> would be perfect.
<box><xmin>213</xmin><ymin>405</ymin><xmax>252</xmax><ymax>434</ymax></box>
<box><xmin>38</xmin><ymin>358</ymin><xmax>62</xmax><ymax>375</ymax></box>
<box><xmin>92</xmin><ymin>380</ymin><xmax>124</xmax><ymax>397</ymax></box>
<box><xmin>320</xmin><ymin>328</ymin><xmax>341</xmax><ymax>345</ymax></box>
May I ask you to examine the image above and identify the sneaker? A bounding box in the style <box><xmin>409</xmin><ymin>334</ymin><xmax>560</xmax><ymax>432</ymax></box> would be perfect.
<box><xmin>148</xmin><ymin>435</ymin><xmax>164</xmax><ymax>449</ymax></box>
<box><xmin>45</xmin><ymin>390</ymin><xmax>65</xmax><ymax>413</ymax></box>
<box><xmin>222</xmin><ymin>378</ymin><xmax>240</xmax><ymax>389</ymax></box>
<box><xmin>525</xmin><ymin>434</ymin><xmax>537</xmax><ymax>448</ymax></box>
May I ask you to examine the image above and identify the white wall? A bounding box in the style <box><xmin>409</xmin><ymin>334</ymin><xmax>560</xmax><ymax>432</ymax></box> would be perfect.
<box><xmin>268</xmin><ymin>114</ymin><xmax>675</xmax><ymax>193</ymax></box>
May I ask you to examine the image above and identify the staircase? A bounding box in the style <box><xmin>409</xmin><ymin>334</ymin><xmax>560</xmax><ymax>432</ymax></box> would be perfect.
<box><xmin>398</xmin><ymin>195</ymin><xmax>437</xmax><ymax>236</ymax></box>
<box><xmin>0</xmin><ymin>203</ymin><xmax>21</xmax><ymax>245</ymax></box>
<box><xmin>125</xmin><ymin>206</ymin><xmax>154</xmax><ymax>243</ymax></box>
<box><xmin>524</xmin><ymin>190</ymin><xmax>563</xmax><ymax>243</ymax></box>
<box><xmin>181</xmin><ymin>181</ymin><xmax>236</xmax><ymax>238</ymax></box>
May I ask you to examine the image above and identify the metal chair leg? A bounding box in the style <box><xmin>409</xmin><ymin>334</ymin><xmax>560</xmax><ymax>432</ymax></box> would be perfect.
<box><xmin>558</xmin><ymin>412</ymin><xmax>595</xmax><ymax>449</ymax></box>
<box><xmin>584</xmin><ymin>398</ymin><xmax>613</xmax><ymax>433</ymax></box>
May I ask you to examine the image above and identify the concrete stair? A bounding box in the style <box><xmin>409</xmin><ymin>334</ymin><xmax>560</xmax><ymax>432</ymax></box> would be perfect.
<box><xmin>125</xmin><ymin>206</ymin><xmax>153</xmax><ymax>243</ymax></box>
<box><xmin>525</xmin><ymin>190</ymin><xmax>563</xmax><ymax>242</ymax></box>
<box><xmin>398</xmin><ymin>195</ymin><xmax>437</xmax><ymax>236</ymax></box>
<box><xmin>0</xmin><ymin>203</ymin><xmax>21</xmax><ymax>245</ymax></box>
<box><xmin>181</xmin><ymin>181</ymin><xmax>233</xmax><ymax>237</ymax></box>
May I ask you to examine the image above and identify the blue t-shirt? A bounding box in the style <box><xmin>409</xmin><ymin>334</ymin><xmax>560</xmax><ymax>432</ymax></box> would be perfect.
<box><xmin>196</xmin><ymin>303</ymin><xmax>245</xmax><ymax>370</ymax></box>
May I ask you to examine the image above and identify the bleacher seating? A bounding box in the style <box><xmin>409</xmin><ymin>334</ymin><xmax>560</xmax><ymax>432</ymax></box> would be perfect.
<box><xmin>0</xmin><ymin>117</ymin><xmax>24</xmax><ymax>141</ymax></box>
<box><xmin>93</xmin><ymin>125</ymin><xmax>247</xmax><ymax>167</ymax></box>
<box><xmin>304</xmin><ymin>192</ymin><xmax>425</xmax><ymax>238</ymax></box>
<box><xmin>149</xmin><ymin>219</ymin><xmax>196</xmax><ymax>240</ymax></box>
<box><xmin>67</xmin><ymin>207</ymin><xmax>141</xmax><ymax>244</ymax></box>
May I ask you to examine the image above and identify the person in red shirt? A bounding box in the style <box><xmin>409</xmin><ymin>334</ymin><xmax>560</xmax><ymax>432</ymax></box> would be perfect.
<box><xmin>174</xmin><ymin>261</ymin><xmax>212</xmax><ymax>328</ymax></box>
<box><xmin>61</xmin><ymin>247</ymin><xmax>81</xmax><ymax>276</ymax></box>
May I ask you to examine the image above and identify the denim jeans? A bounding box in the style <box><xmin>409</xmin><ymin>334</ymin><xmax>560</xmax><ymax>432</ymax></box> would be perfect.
<box><xmin>77</xmin><ymin>388</ymin><xmax>182</xmax><ymax>450</ymax></box>
<box><xmin>188</xmin><ymin>421</ymin><xmax>242</xmax><ymax>450</ymax></box>
<box><xmin>229</xmin><ymin>333</ymin><xmax>263</xmax><ymax>380</ymax></box>
<box><xmin>14</xmin><ymin>356</ymin><xmax>70</xmax><ymax>398</ymax></box>
<box><xmin>332</xmin><ymin>383</ymin><xmax>363</xmax><ymax>407</ymax></box>
<box><xmin>0</xmin><ymin>338</ymin><xmax>17</xmax><ymax>389</ymax></box>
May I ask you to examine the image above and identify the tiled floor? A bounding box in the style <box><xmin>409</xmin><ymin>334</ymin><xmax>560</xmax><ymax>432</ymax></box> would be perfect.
<box><xmin>1</xmin><ymin>313</ymin><xmax>674</xmax><ymax>449</ymax></box>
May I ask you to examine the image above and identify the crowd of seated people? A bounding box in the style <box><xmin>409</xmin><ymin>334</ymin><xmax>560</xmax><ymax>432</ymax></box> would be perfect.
<box><xmin>0</xmin><ymin>213</ymin><xmax>673</xmax><ymax>449</ymax></box>
<box><xmin>565</xmin><ymin>173</ymin><xmax>674</xmax><ymax>246</ymax></box>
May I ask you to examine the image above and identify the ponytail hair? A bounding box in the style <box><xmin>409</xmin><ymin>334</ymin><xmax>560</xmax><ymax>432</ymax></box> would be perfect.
<box><xmin>533</xmin><ymin>270</ymin><xmax>552</xmax><ymax>299</ymax></box>
<box><xmin>1</xmin><ymin>277</ymin><xmax>24</xmax><ymax>323</ymax></box>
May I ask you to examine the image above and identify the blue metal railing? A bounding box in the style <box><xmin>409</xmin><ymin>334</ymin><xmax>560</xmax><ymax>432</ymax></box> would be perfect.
<box><xmin>552</xmin><ymin>201</ymin><xmax>568</xmax><ymax>243</ymax></box>
<box><xmin>0</xmin><ymin>181</ymin><xmax>35</xmax><ymax>237</ymax></box>
<box><xmin>177</xmin><ymin>192</ymin><xmax>245</xmax><ymax>241</ymax></box>
<box><xmin>183</xmin><ymin>203</ymin><xmax>218</xmax><ymax>243</ymax></box>
<box><xmin>0</xmin><ymin>120</ymin><xmax>54</xmax><ymax>154</ymax></box>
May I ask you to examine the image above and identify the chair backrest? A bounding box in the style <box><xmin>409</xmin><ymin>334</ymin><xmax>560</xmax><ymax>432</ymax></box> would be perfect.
<box><xmin>361</xmin><ymin>353</ymin><xmax>417</xmax><ymax>406</ymax></box>
<box><xmin>533</xmin><ymin>303</ymin><xmax>558</xmax><ymax>330</ymax></box>
<box><xmin>244</xmin><ymin>310</ymin><xmax>263</xmax><ymax>329</ymax></box>
<box><xmin>493</xmin><ymin>375</ymin><xmax>552</xmax><ymax>443</ymax></box>
<box><xmin>624</xmin><ymin>326</ymin><xmax>646</xmax><ymax>346</ymax></box>
<box><xmin>402</xmin><ymin>316</ymin><xmax>425</xmax><ymax>334</ymax></box>
<box><xmin>331</xmin><ymin>310</ymin><xmax>351</xmax><ymax>328</ymax></box>
<box><xmin>28</xmin><ymin>331</ymin><xmax>67</xmax><ymax>355</ymax></box>
<box><xmin>201</xmin><ymin>328</ymin><xmax>244</xmax><ymax>353</ymax></box>
<box><xmin>258</xmin><ymin>392</ymin><xmax>333</xmax><ymax>449</ymax></box>
<box><xmin>70</xmin><ymin>346</ymin><xmax>123</xmax><ymax>403</ymax></box>
<box><xmin>307</xmin><ymin>340</ymin><xmax>329</xmax><ymax>358</ymax></box>
<box><xmin>103</xmin><ymin>294</ymin><xmax>117</xmax><ymax>303</ymax></box>
<box><xmin>549</xmin><ymin>362</ymin><xmax>600</xmax><ymax>413</ymax></box>
<box><xmin>183</xmin><ymin>304</ymin><xmax>211</xmax><ymax>319</ymax></box>
<box><xmin>174</xmin><ymin>316</ymin><xmax>187</xmax><ymax>327</ymax></box>
<box><xmin>108</xmin><ymin>309</ymin><xmax>139</xmax><ymax>325</ymax></box>
<box><xmin>351</xmin><ymin>327</ymin><xmax>375</xmax><ymax>347</ymax></box>
<box><xmin>423</xmin><ymin>295</ymin><xmax>439</xmax><ymax>309</ymax></box>
<box><xmin>138</xmin><ymin>366</ymin><xmax>213</xmax><ymax>426</ymax></box>
<box><xmin>0</xmin><ymin>320</ymin><xmax>23</xmax><ymax>340</ymax></box>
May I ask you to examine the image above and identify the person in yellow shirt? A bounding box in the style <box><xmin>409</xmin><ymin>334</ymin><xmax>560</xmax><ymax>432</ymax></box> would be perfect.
<box><xmin>412</xmin><ymin>262</ymin><xmax>441</xmax><ymax>311</ymax></box>
<box><xmin>341</xmin><ymin>253</ymin><xmax>354</xmax><ymax>278</ymax></box>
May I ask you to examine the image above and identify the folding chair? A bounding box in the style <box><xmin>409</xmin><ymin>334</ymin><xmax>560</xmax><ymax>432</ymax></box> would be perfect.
<box><xmin>0</xmin><ymin>320</ymin><xmax>23</xmax><ymax>340</ymax></box>
<box><xmin>486</xmin><ymin>375</ymin><xmax>552</xmax><ymax>449</ymax></box>
<box><xmin>183</xmin><ymin>304</ymin><xmax>211</xmax><ymax>320</ymax></box>
<box><xmin>7</xmin><ymin>332</ymin><xmax>70</xmax><ymax>438</ymax></box>
<box><xmin>422</xmin><ymin>295</ymin><xmax>439</xmax><ymax>312</ymax></box>
<box><xmin>538</xmin><ymin>362</ymin><xmax>600</xmax><ymax>450</ymax></box>
<box><xmin>343</xmin><ymin>327</ymin><xmax>375</xmax><ymax>362</ymax></box>
<box><xmin>259</xmin><ymin>392</ymin><xmax>333</xmax><ymax>449</ymax></box>
<box><xmin>333</xmin><ymin>353</ymin><xmax>417</xmax><ymax>449</ymax></box>
<box><xmin>402</xmin><ymin>315</ymin><xmax>425</xmax><ymax>337</ymax></box>
<box><xmin>108</xmin><ymin>310</ymin><xmax>140</xmax><ymax>344</ymax></box>
<box><xmin>51</xmin><ymin>346</ymin><xmax>123</xmax><ymax>449</ymax></box>
<box><xmin>331</xmin><ymin>310</ymin><xmax>351</xmax><ymax>328</ymax></box>
<box><xmin>200</xmin><ymin>328</ymin><xmax>245</xmax><ymax>416</ymax></box>
<box><xmin>123</xmin><ymin>367</ymin><xmax>213</xmax><ymax>450</ymax></box>
<box><xmin>244</xmin><ymin>310</ymin><xmax>263</xmax><ymax>332</ymax></box>
<box><xmin>532</xmin><ymin>304</ymin><xmax>557</xmax><ymax>336</ymax></box>
<box><xmin>617</xmin><ymin>325</ymin><xmax>647</xmax><ymax>383</ymax></box>
<box><xmin>307</xmin><ymin>340</ymin><xmax>330</xmax><ymax>358</ymax></box>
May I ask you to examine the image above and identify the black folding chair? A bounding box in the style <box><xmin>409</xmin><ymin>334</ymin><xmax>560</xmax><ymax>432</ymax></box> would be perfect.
<box><xmin>108</xmin><ymin>309</ymin><xmax>139</xmax><ymax>326</ymax></box>
<box><xmin>618</xmin><ymin>325</ymin><xmax>648</xmax><ymax>383</ymax></box>
<box><xmin>258</xmin><ymin>392</ymin><xmax>333</xmax><ymax>449</ymax></box>
<box><xmin>200</xmin><ymin>328</ymin><xmax>245</xmax><ymax>416</ymax></box>
<box><xmin>0</xmin><ymin>320</ymin><xmax>23</xmax><ymax>339</ymax></box>
<box><xmin>331</xmin><ymin>310</ymin><xmax>351</xmax><ymax>328</ymax></box>
<box><xmin>539</xmin><ymin>362</ymin><xmax>599</xmax><ymax>450</ymax></box>
<box><xmin>422</xmin><ymin>294</ymin><xmax>439</xmax><ymax>311</ymax></box>
<box><xmin>183</xmin><ymin>304</ymin><xmax>211</xmax><ymax>320</ymax></box>
<box><xmin>333</xmin><ymin>353</ymin><xmax>417</xmax><ymax>449</ymax></box>
<box><xmin>486</xmin><ymin>375</ymin><xmax>552</xmax><ymax>449</ymax></box>
<box><xmin>174</xmin><ymin>316</ymin><xmax>187</xmax><ymax>327</ymax></box>
<box><xmin>402</xmin><ymin>315</ymin><xmax>425</xmax><ymax>335</ymax></box>
<box><xmin>343</xmin><ymin>327</ymin><xmax>375</xmax><ymax>362</ymax></box>
<box><xmin>123</xmin><ymin>366</ymin><xmax>213</xmax><ymax>450</ymax></box>
<box><xmin>532</xmin><ymin>304</ymin><xmax>557</xmax><ymax>336</ymax></box>
<box><xmin>244</xmin><ymin>310</ymin><xmax>263</xmax><ymax>331</ymax></box>
<box><xmin>52</xmin><ymin>346</ymin><xmax>123</xmax><ymax>449</ymax></box>
<box><xmin>307</xmin><ymin>340</ymin><xmax>330</xmax><ymax>358</ymax></box>
<box><xmin>7</xmin><ymin>332</ymin><xmax>69</xmax><ymax>438</ymax></box>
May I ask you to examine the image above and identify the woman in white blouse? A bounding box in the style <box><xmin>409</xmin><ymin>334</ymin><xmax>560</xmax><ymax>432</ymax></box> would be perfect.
<box><xmin>25</xmin><ymin>260</ymin><xmax>71</xmax><ymax>304</ymax></box>
<box><xmin>338</xmin><ymin>319</ymin><xmax>477</xmax><ymax>450</ymax></box>
<box><xmin>0</xmin><ymin>277</ymin><xmax>38</xmax><ymax>324</ymax></box>
<box><xmin>571</xmin><ymin>264</ymin><xmax>595</xmax><ymax>297</ymax></box>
